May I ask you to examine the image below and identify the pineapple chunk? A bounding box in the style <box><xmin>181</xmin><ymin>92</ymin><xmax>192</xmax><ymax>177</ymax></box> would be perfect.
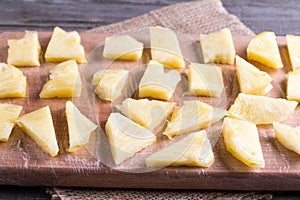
<box><xmin>117</xmin><ymin>98</ymin><xmax>175</xmax><ymax>131</ymax></box>
<box><xmin>200</xmin><ymin>28</ymin><xmax>235</xmax><ymax>64</ymax></box>
<box><xmin>287</xmin><ymin>70</ymin><xmax>300</xmax><ymax>102</ymax></box>
<box><xmin>150</xmin><ymin>26</ymin><xmax>185</xmax><ymax>69</ymax></box>
<box><xmin>0</xmin><ymin>63</ymin><xmax>26</xmax><ymax>98</ymax></box>
<box><xmin>0</xmin><ymin>103</ymin><xmax>23</xmax><ymax>142</ymax></box>
<box><xmin>188</xmin><ymin>63</ymin><xmax>224</xmax><ymax>97</ymax></box>
<box><xmin>92</xmin><ymin>69</ymin><xmax>129</xmax><ymax>102</ymax></box>
<box><xmin>247</xmin><ymin>32</ymin><xmax>283</xmax><ymax>69</ymax></box>
<box><xmin>163</xmin><ymin>100</ymin><xmax>226</xmax><ymax>139</ymax></box>
<box><xmin>105</xmin><ymin>113</ymin><xmax>156</xmax><ymax>165</ymax></box>
<box><xmin>16</xmin><ymin>106</ymin><xmax>59</xmax><ymax>156</ymax></box>
<box><xmin>103</xmin><ymin>35</ymin><xmax>143</xmax><ymax>61</ymax></box>
<box><xmin>222</xmin><ymin>117</ymin><xmax>265</xmax><ymax>168</ymax></box>
<box><xmin>228</xmin><ymin>93</ymin><xmax>297</xmax><ymax>124</ymax></box>
<box><xmin>139</xmin><ymin>60</ymin><xmax>181</xmax><ymax>101</ymax></box>
<box><xmin>273</xmin><ymin>123</ymin><xmax>300</xmax><ymax>154</ymax></box>
<box><xmin>45</xmin><ymin>26</ymin><xmax>86</xmax><ymax>63</ymax></box>
<box><xmin>7</xmin><ymin>31</ymin><xmax>41</xmax><ymax>67</ymax></box>
<box><xmin>65</xmin><ymin>101</ymin><xmax>97</xmax><ymax>152</ymax></box>
<box><xmin>146</xmin><ymin>130</ymin><xmax>214</xmax><ymax>168</ymax></box>
<box><xmin>286</xmin><ymin>35</ymin><xmax>300</xmax><ymax>71</ymax></box>
<box><xmin>40</xmin><ymin>60</ymin><xmax>82</xmax><ymax>98</ymax></box>
<box><xmin>236</xmin><ymin>55</ymin><xmax>272</xmax><ymax>95</ymax></box>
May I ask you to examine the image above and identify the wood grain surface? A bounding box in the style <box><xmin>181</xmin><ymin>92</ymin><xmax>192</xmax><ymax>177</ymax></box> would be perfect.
<box><xmin>1</xmin><ymin>31</ymin><xmax>300</xmax><ymax>191</ymax></box>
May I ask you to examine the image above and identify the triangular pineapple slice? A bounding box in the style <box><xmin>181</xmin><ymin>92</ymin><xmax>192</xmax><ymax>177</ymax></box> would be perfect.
<box><xmin>139</xmin><ymin>60</ymin><xmax>181</xmax><ymax>101</ymax></box>
<box><xmin>222</xmin><ymin>117</ymin><xmax>265</xmax><ymax>168</ymax></box>
<box><xmin>247</xmin><ymin>32</ymin><xmax>283</xmax><ymax>69</ymax></box>
<box><xmin>117</xmin><ymin>98</ymin><xmax>175</xmax><ymax>131</ymax></box>
<box><xmin>150</xmin><ymin>26</ymin><xmax>185</xmax><ymax>69</ymax></box>
<box><xmin>146</xmin><ymin>130</ymin><xmax>214</xmax><ymax>168</ymax></box>
<box><xmin>45</xmin><ymin>26</ymin><xmax>86</xmax><ymax>63</ymax></box>
<box><xmin>105</xmin><ymin>113</ymin><xmax>156</xmax><ymax>165</ymax></box>
<box><xmin>0</xmin><ymin>103</ymin><xmax>23</xmax><ymax>142</ymax></box>
<box><xmin>286</xmin><ymin>35</ymin><xmax>300</xmax><ymax>71</ymax></box>
<box><xmin>273</xmin><ymin>123</ymin><xmax>300</xmax><ymax>154</ymax></box>
<box><xmin>16</xmin><ymin>106</ymin><xmax>59</xmax><ymax>156</ymax></box>
<box><xmin>0</xmin><ymin>63</ymin><xmax>26</xmax><ymax>98</ymax></box>
<box><xmin>287</xmin><ymin>70</ymin><xmax>300</xmax><ymax>102</ymax></box>
<box><xmin>92</xmin><ymin>69</ymin><xmax>129</xmax><ymax>102</ymax></box>
<box><xmin>163</xmin><ymin>100</ymin><xmax>226</xmax><ymax>139</ymax></box>
<box><xmin>228</xmin><ymin>93</ymin><xmax>297</xmax><ymax>124</ymax></box>
<box><xmin>103</xmin><ymin>35</ymin><xmax>143</xmax><ymax>61</ymax></box>
<box><xmin>188</xmin><ymin>63</ymin><xmax>224</xmax><ymax>97</ymax></box>
<box><xmin>66</xmin><ymin>101</ymin><xmax>97</xmax><ymax>152</ymax></box>
<box><xmin>236</xmin><ymin>55</ymin><xmax>272</xmax><ymax>95</ymax></box>
<box><xmin>7</xmin><ymin>31</ymin><xmax>41</xmax><ymax>67</ymax></box>
<box><xmin>199</xmin><ymin>28</ymin><xmax>236</xmax><ymax>64</ymax></box>
<box><xmin>40</xmin><ymin>60</ymin><xmax>82</xmax><ymax>98</ymax></box>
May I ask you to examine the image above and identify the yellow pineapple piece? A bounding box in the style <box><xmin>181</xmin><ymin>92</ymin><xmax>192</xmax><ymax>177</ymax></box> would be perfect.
<box><xmin>200</xmin><ymin>28</ymin><xmax>235</xmax><ymax>64</ymax></box>
<box><xmin>150</xmin><ymin>26</ymin><xmax>185</xmax><ymax>69</ymax></box>
<box><xmin>228</xmin><ymin>93</ymin><xmax>297</xmax><ymax>124</ymax></box>
<box><xmin>163</xmin><ymin>100</ymin><xmax>226</xmax><ymax>139</ymax></box>
<box><xmin>286</xmin><ymin>35</ymin><xmax>300</xmax><ymax>71</ymax></box>
<box><xmin>273</xmin><ymin>122</ymin><xmax>300</xmax><ymax>154</ymax></box>
<box><xmin>7</xmin><ymin>31</ymin><xmax>41</xmax><ymax>67</ymax></box>
<box><xmin>236</xmin><ymin>55</ymin><xmax>272</xmax><ymax>95</ymax></box>
<box><xmin>247</xmin><ymin>32</ymin><xmax>283</xmax><ymax>69</ymax></box>
<box><xmin>92</xmin><ymin>69</ymin><xmax>129</xmax><ymax>102</ymax></box>
<box><xmin>188</xmin><ymin>63</ymin><xmax>224</xmax><ymax>97</ymax></box>
<box><xmin>222</xmin><ymin>117</ymin><xmax>265</xmax><ymax>168</ymax></box>
<box><xmin>40</xmin><ymin>60</ymin><xmax>82</xmax><ymax>98</ymax></box>
<box><xmin>103</xmin><ymin>35</ymin><xmax>143</xmax><ymax>61</ymax></box>
<box><xmin>0</xmin><ymin>63</ymin><xmax>26</xmax><ymax>98</ymax></box>
<box><xmin>16</xmin><ymin>106</ymin><xmax>59</xmax><ymax>156</ymax></box>
<box><xmin>139</xmin><ymin>60</ymin><xmax>181</xmax><ymax>101</ymax></box>
<box><xmin>117</xmin><ymin>98</ymin><xmax>175</xmax><ymax>131</ymax></box>
<box><xmin>105</xmin><ymin>113</ymin><xmax>156</xmax><ymax>165</ymax></box>
<box><xmin>65</xmin><ymin>101</ymin><xmax>97</xmax><ymax>152</ymax></box>
<box><xmin>45</xmin><ymin>26</ymin><xmax>86</xmax><ymax>63</ymax></box>
<box><xmin>287</xmin><ymin>70</ymin><xmax>300</xmax><ymax>102</ymax></box>
<box><xmin>0</xmin><ymin>103</ymin><xmax>23</xmax><ymax>142</ymax></box>
<box><xmin>146</xmin><ymin>130</ymin><xmax>214</xmax><ymax>168</ymax></box>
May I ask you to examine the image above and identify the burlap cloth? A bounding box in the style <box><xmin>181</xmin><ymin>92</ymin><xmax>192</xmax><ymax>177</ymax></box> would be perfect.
<box><xmin>49</xmin><ymin>0</ymin><xmax>272</xmax><ymax>199</ymax></box>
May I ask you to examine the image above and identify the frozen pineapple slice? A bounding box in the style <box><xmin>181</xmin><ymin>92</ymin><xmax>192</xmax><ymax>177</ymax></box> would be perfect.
<box><xmin>139</xmin><ymin>60</ymin><xmax>181</xmax><ymax>101</ymax></box>
<box><xmin>188</xmin><ymin>63</ymin><xmax>224</xmax><ymax>97</ymax></box>
<box><xmin>0</xmin><ymin>63</ymin><xmax>26</xmax><ymax>98</ymax></box>
<box><xmin>105</xmin><ymin>113</ymin><xmax>156</xmax><ymax>165</ymax></box>
<box><xmin>273</xmin><ymin>123</ymin><xmax>300</xmax><ymax>154</ymax></box>
<box><xmin>150</xmin><ymin>26</ymin><xmax>185</xmax><ymax>69</ymax></box>
<box><xmin>117</xmin><ymin>98</ymin><xmax>175</xmax><ymax>131</ymax></box>
<box><xmin>163</xmin><ymin>100</ymin><xmax>226</xmax><ymax>139</ymax></box>
<box><xmin>92</xmin><ymin>69</ymin><xmax>129</xmax><ymax>102</ymax></box>
<box><xmin>236</xmin><ymin>55</ymin><xmax>272</xmax><ymax>95</ymax></box>
<box><xmin>7</xmin><ymin>31</ymin><xmax>41</xmax><ymax>67</ymax></box>
<box><xmin>65</xmin><ymin>101</ymin><xmax>97</xmax><ymax>152</ymax></box>
<box><xmin>0</xmin><ymin>103</ymin><xmax>23</xmax><ymax>142</ymax></box>
<box><xmin>247</xmin><ymin>32</ymin><xmax>283</xmax><ymax>69</ymax></box>
<box><xmin>287</xmin><ymin>70</ymin><xmax>300</xmax><ymax>102</ymax></box>
<box><xmin>200</xmin><ymin>28</ymin><xmax>235</xmax><ymax>64</ymax></box>
<box><xmin>45</xmin><ymin>26</ymin><xmax>86</xmax><ymax>63</ymax></box>
<box><xmin>146</xmin><ymin>130</ymin><xmax>214</xmax><ymax>168</ymax></box>
<box><xmin>40</xmin><ymin>60</ymin><xmax>82</xmax><ymax>98</ymax></box>
<box><xmin>286</xmin><ymin>35</ymin><xmax>300</xmax><ymax>71</ymax></box>
<box><xmin>222</xmin><ymin>117</ymin><xmax>265</xmax><ymax>168</ymax></box>
<box><xmin>103</xmin><ymin>35</ymin><xmax>143</xmax><ymax>61</ymax></box>
<box><xmin>228</xmin><ymin>93</ymin><xmax>297</xmax><ymax>124</ymax></box>
<box><xmin>16</xmin><ymin>106</ymin><xmax>59</xmax><ymax>156</ymax></box>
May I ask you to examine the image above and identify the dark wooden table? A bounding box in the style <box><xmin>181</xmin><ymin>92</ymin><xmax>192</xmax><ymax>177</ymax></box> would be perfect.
<box><xmin>0</xmin><ymin>0</ymin><xmax>300</xmax><ymax>199</ymax></box>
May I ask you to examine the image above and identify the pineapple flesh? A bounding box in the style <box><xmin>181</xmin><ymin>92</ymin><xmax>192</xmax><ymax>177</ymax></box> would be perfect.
<box><xmin>200</xmin><ymin>28</ymin><xmax>236</xmax><ymax>64</ymax></box>
<box><xmin>286</xmin><ymin>35</ymin><xmax>300</xmax><ymax>71</ymax></box>
<box><xmin>0</xmin><ymin>63</ymin><xmax>26</xmax><ymax>98</ymax></box>
<box><xmin>287</xmin><ymin>70</ymin><xmax>300</xmax><ymax>102</ymax></box>
<box><xmin>40</xmin><ymin>60</ymin><xmax>82</xmax><ymax>98</ymax></box>
<box><xmin>7</xmin><ymin>31</ymin><xmax>41</xmax><ymax>67</ymax></box>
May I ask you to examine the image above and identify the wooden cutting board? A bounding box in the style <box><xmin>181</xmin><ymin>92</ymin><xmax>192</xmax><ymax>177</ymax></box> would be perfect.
<box><xmin>0</xmin><ymin>31</ymin><xmax>299</xmax><ymax>191</ymax></box>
